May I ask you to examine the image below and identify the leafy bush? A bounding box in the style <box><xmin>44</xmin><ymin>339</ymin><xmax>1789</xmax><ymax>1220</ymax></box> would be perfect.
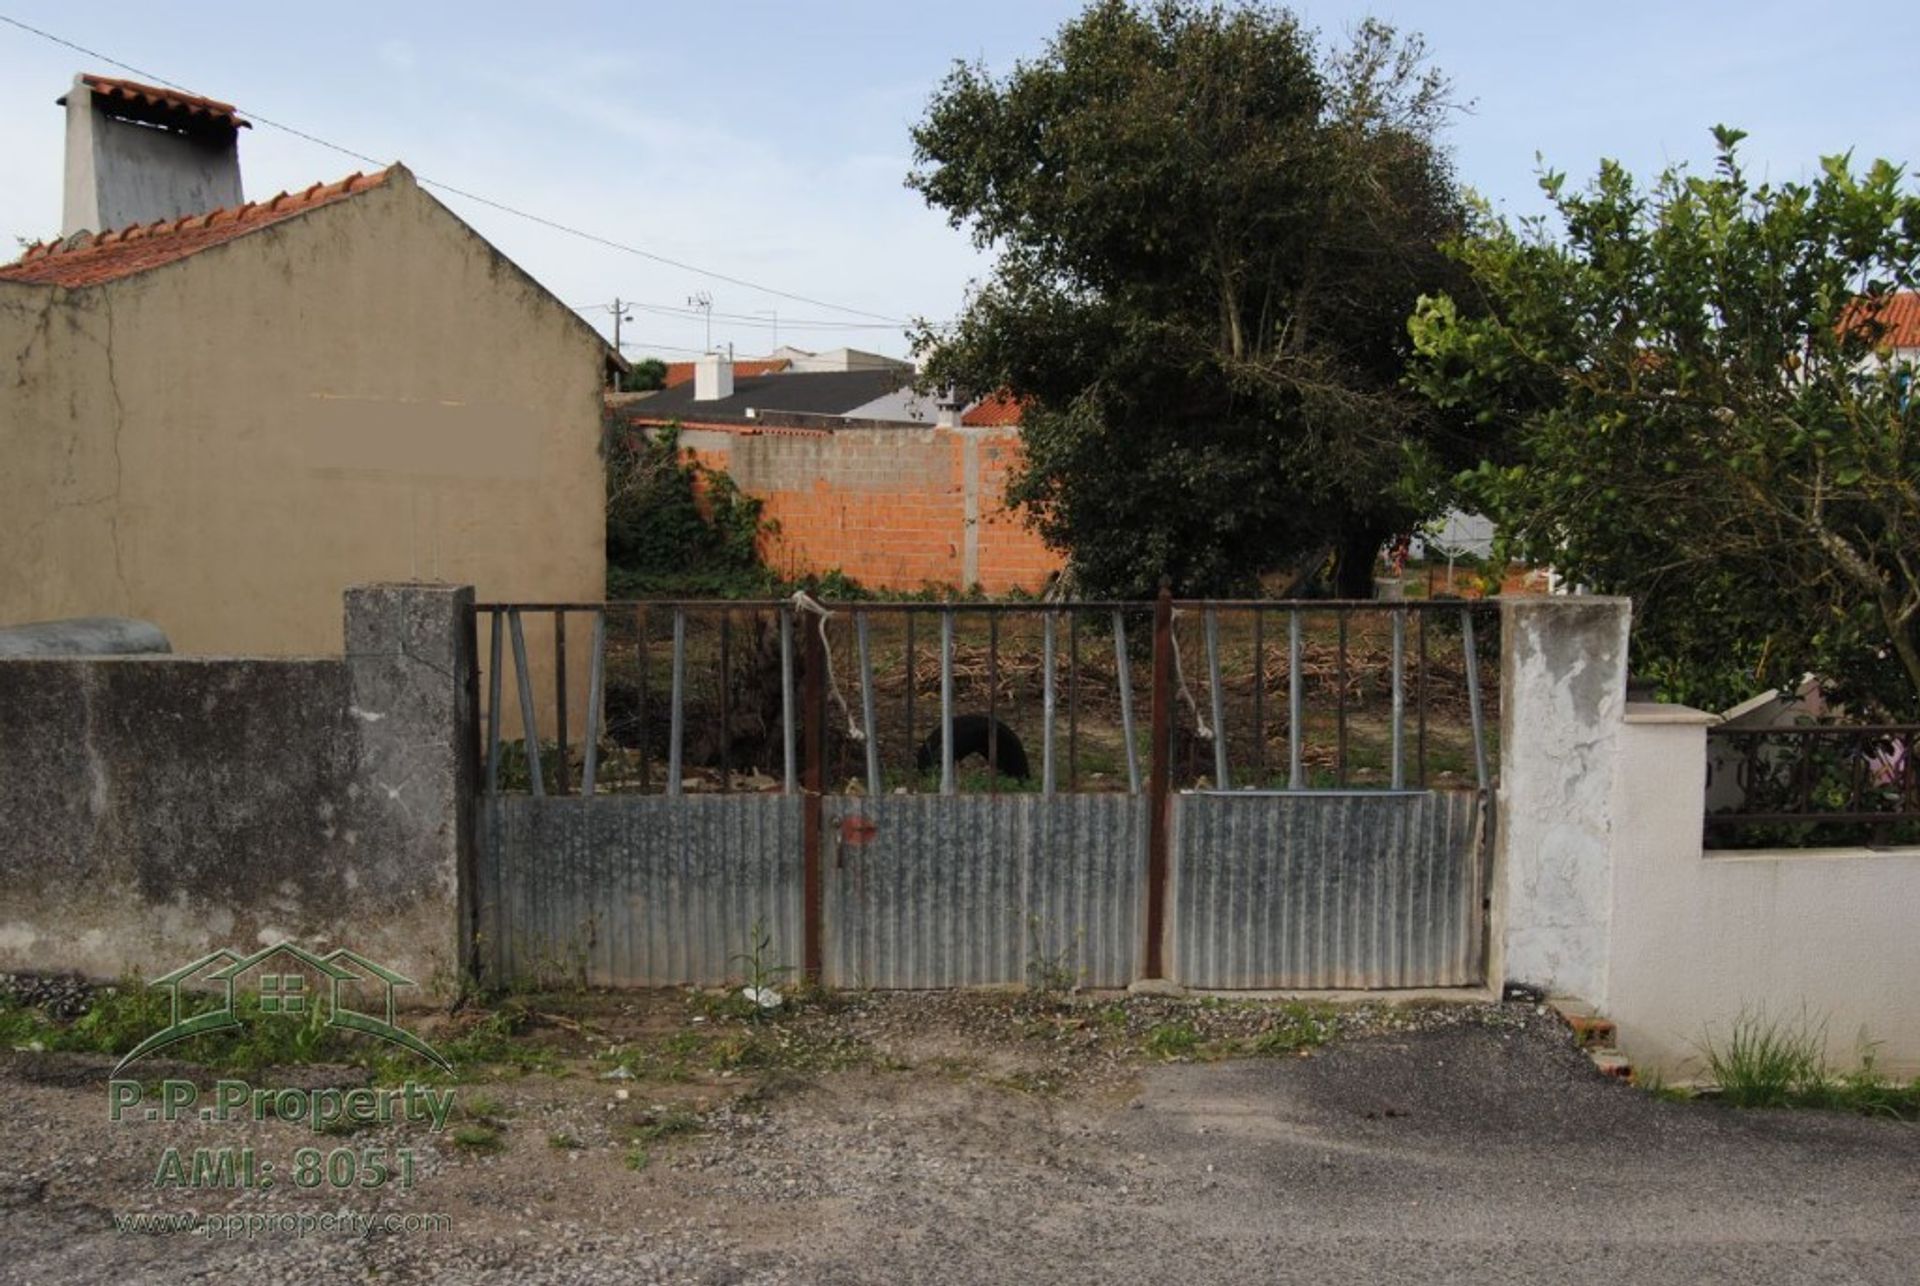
<box><xmin>605</xmin><ymin>423</ymin><xmax>777</xmax><ymax>598</ymax></box>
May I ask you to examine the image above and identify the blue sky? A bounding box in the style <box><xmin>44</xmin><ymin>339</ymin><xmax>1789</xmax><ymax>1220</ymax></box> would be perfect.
<box><xmin>2</xmin><ymin>2</ymin><xmax>1914</xmax><ymax>360</ymax></box>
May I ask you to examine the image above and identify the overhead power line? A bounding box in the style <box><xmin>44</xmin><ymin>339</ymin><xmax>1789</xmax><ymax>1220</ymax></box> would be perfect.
<box><xmin>0</xmin><ymin>12</ymin><xmax>912</xmax><ymax>326</ymax></box>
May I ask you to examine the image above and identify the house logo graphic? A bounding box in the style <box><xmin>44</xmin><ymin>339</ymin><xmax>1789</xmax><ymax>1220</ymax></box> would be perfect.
<box><xmin>113</xmin><ymin>941</ymin><xmax>452</xmax><ymax>1074</ymax></box>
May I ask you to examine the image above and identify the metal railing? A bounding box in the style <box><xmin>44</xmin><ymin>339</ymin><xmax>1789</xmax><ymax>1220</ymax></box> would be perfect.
<box><xmin>471</xmin><ymin>593</ymin><xmax>1500</xmax><ymax>799</ymax></box>
<box><xmin>1705</xmin><ymin>723</ymin><xmax>1920</xmax><ymax>847</ymax></box>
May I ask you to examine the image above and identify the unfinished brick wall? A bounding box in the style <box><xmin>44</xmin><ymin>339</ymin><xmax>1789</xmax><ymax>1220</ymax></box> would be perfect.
<box><xmin>672</xmin><ymin>423</ymin><xmax>1062</xmax><ymax>594</ymax></box>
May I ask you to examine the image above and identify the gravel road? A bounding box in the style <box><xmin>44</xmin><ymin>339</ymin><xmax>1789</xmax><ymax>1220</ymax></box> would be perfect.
<box><xmin>2</xmin><ymin>993</ymin><xmax>1915</xmax><ymax>1284</ymax></box>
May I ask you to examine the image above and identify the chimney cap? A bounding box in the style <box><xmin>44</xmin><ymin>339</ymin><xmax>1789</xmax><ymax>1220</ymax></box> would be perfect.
<box><xmin>60</xmin><ymin>72</ymin><xmax>251</xmax><ymax>134</ymax></box>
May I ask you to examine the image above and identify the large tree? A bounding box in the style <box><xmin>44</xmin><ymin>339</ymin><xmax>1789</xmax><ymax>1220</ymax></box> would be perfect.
<box><xmin>909</xmin><ymin>2</ymin><xmax>1471</xmax><ymax>597</ymax></box>
<box><xmin>1409</xmin><ymin>130</ymin><xmax>1920</xmax><ymax>714</ymax></box>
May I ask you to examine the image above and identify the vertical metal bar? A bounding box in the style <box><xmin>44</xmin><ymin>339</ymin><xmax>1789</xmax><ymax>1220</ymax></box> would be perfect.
<box><xmin>666</xmin><ymin>607</ymin><xmax>686</xmax><ymax>796</ymax></box>
<box><xmin>1113</xmin><ymin>610</ymin><xmax>1140</xmax><ymax>794</ymax></box>
<box><xmin>1068</xmin><ymin>614</ymin><xmax>1081</xmax><ymax>791</ymax></box>
<box><xmin>1390</xmin><ymin>608</ymin><xmax>1407</xmax><ymax>790</ymax></box>
<box><xmin>802</xmin><ymin>615</ymin><xmax>825</xmax><ymax>982</ymax></box>
<box><xmin>508</xmin><ymin>609</ymin><xmax>543</xmax><ymax>797</ymax></box>
<box><xmin>1146</xmin><ymin>587</ymin><xmax>1174</xmax><ymax>980</ymax></box>
<box><xmin>1252</xmin><ymin>610</ymin><xmax>1266</xmax><ymax>782</ymax></box>
<box><xmin>1335</xmin><ymin>613</ymin><xmax>1349</xmax><ymax>787</ymax></box>
<box><xmin>553</xmin><ymin>610</ymin><xmax>571</xmax><ymax>795</ymax></box>
<box><xmin>484</xmin><ymin>610</ymin><xmax>503</xmax><ymax>795</ymax></box>
<box><xmin>1042</xmin><ymin>612</ymin><xmax>1058</xmax><ymax>796</ymax></box>
<box><xmin>904</xmin><ymin>613</ymin><xmax>917</xmax><ymax>785</ymax></box>
<box><xmin>717</xmin><ymin>612</ymin><xmax>733</xmax><ymax>793</ymax></box>
<box><xmin>1289</xmin><ymin>610</ymin><xmax>1305</xmax><ymax>790</ymax></box>
<box><xmin>1205</xmin><ymin>608</ymin><xmax>1229</xmax><ymax>789</ymax></box>
<box><xmin>780</xmin><ymin>607</ymin><xmax>797</xmax><ymax>795</ymax></box>
<box><xmin>1461</xmin><ymin>609</ymin><xmax>1489</xmax><ymax>793</ymax></box>
<box><xmin>940</xmin><ymin>608</ymin><xmax>955</xmax><ymax>795</ymax></box>
<box><xmin>1417</xmin><ymin>610</ymin><xmax>1429</xmax><ymax>788</ymax></box>
<box><xmin>635</xmin><ymin>607</ymin><xmax>651</xmax><ymax>793</ymax></box>
<box><xmin>857</xmin><ymin>611</ymin><xmax>881</xmax><ymax>797</ymax></box>
<box><xmin>986</xmin><ymin>614</ymin><xmax>1000</xmax><ymax>793</ymax></box>
<box><xmin>581</xmin><ymin>609</ymin><xmax>606</xmax><ymax>797</ymax></box>
<box><xmin>837</xmin><ymin>615</ymin><xmax>852</xmax><ymax>787</ymax></box>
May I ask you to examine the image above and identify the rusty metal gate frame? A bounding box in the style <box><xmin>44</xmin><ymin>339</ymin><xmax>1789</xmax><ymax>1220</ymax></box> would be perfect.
<box><xmin>470</xmin><ymin>590</ymin><xmax>1496</xmax><ymax>990</ymax></box>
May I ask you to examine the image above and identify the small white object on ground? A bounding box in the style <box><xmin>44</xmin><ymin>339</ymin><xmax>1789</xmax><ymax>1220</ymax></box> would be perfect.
<box><xmin>743</xmin><ymin>986</ymin><xmax>783</xmax><ymax>1010</ymax></box>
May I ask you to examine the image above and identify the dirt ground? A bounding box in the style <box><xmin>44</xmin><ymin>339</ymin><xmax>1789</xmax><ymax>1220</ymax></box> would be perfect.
<box><xmin>3</xmin><ymin>989</ymin><xmax>1917</xmax><ymax>1285</ymax></box>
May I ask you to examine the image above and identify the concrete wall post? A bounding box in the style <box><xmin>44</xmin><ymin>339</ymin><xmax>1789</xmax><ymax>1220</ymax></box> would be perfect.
<box><xmin>1493</xmin><ymin>596</ymin><xmax>1631</xmax><ymax>1004</ymax></box>
<box><xmin>343</xmin><ymin>583</ymin><xmax>477</xmax><ymax>988</ymax></box>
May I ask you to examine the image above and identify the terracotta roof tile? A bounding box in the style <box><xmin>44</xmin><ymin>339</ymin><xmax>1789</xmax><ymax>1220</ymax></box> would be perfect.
<box><xmin>69</xmin><ymin>74</ymin><xmax>250</xmax><ymax>131</ymax></box>
<box><xmin>1845</xmin><ymin>291</ymin><xmax>1920</xmax><ymax>351</ymax></box>
<box><xmin>661</xmin><ymin>358</ymin><xmax>791</xmax><ymax>388</ymax></box>
<box><xmin>961</xmin><ymin>390</ymin><xmax>1027</xmax><ymax>427</ymax></box>
<box><xmin>0</xmin><ymin>169</ymin><xmax>394</xmax><ymax>289</ymax></box>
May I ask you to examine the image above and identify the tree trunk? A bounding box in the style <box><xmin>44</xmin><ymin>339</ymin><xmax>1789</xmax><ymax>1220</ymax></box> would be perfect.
<box><xmin>1332</xmin><ymin>523</ymin><xmax>1389</xmax><ymax>599</ymax></box>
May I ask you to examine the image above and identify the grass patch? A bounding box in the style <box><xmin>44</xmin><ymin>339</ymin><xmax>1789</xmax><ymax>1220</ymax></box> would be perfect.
<box><xmin>1703</xmin><ymin>1010</ymin><xmax>1826</xmax><ymax>1108</ymax></box>
<box><xmin>548</xmin><ymin>1132</ymin><xmax>583</xmax><ymax>1150</ymax></box>
<box><xmin>1701</xmin><ymin>1010</ymin><xmax>1920</xmax><ymax>1120</ymax></box>
<box><xmin>451</xmin><ymin>1124</ymin><xmax>503</xmax><ymax>1153</ymax></box>
<box><xmin>459</xmin><ymin>1093</ymin><xmax>505</xmax><ymax>1122</ymax></box>
<box><xmin>1249</xmin><ymin>1002</ymin><xmax>1341</xmax><ymax>1056</ymax></box>
<box><xmin>625</xmin><ymin>1146</ymin><xmax>652</xmax><ymax>1172</ymax></box>
<box><xmin>1144</xmin><ymin>1022</ymin><xmax>1200</xmax><ymax>1060</ymax></box>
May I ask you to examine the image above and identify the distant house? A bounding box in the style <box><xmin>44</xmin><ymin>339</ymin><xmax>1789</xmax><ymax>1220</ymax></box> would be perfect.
<box><xmin>1848</xmin><ymin>290</ymin><xmax>1920</xmax><ymax>366</ymax></box>
<box><xmin>627</xmin><ymin>356</ymin><xmax>953</xmax><ymax>430</ymax></box>
<box><xmin>0</xmin><ymin>73</ymin><xmax>616</xmax><ymax>657</ymax></box>
<box><xmin>661</xmin><ymin>357</ymin><xmax>791</xmax><ymax>388</ymax></box>
<box><xmin>616</xmin><ymin>356</ymin><xmax>1060</xmax><ymax>593</ymax></box>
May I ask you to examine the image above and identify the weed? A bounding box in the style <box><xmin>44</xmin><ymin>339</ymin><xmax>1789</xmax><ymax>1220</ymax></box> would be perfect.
<box><xmin>548</xmin><ymin>1133</ymin><xmax>582</xmax><ymax>1150</ymax></box>
<box><xmin>1025</xmin><ymin>916</ymin><xmax>1082</xmax><ymax>994</ymax></box>
<box><xmin>460</xmin><ymin>1094</ymin><xmax>505</xmax><ymax>1122</ymax></box>
<box><xmin>624</xmin><ymin>1108</ymin><xmax>704</xmax><ymax>1146</ymax></box>
<box><xmin>625</xmin><ymin>1146</ymin><xmax>652</xmax><ymax>1172</ymax></box>
<box><xmin>1250</xmin><ymin>1003</ymin><xmax>1341</xmax><ymax>1056</ymax></box>
<box><xmin>1702</xmin><ymin>1009</ymin><xmax>1827</xmax><ymax>1108</ymax></box>
<box><xmin>451</xmin><ymin>1124</ymin><xmax>503</xmax><ymax>1153</ymax></box>
<box><xmin>730</xmin><ymin>919</ymin><xmax>795</xmax><ymax>1022</ymax></box>
<box><xmin>1631</xmin><ymin>1069</ymin><xmax>1694</xmax><ymax>1104</ymax></box>
<box><xmin>1144</xmin><ymin>1022</ymin><xmax>1200</xmax><ymax>1060</ymax></box>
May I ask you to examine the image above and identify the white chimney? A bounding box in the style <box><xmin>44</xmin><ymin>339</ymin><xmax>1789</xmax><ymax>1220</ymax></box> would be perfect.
<box><xmin>59</xmin><ymin>73</ymin><xmax>247</xmax><ymax>237</ymax></box>
<box><xmin>694</xmin><ymin>353</ymin><xmax>734</xmax><ymax>402</ymax></box>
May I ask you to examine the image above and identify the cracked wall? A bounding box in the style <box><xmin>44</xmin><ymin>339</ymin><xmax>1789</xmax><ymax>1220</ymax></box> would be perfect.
<box><xmin>0</xmin><ymin>584</ymin><xmax>473</xmax><ymax>996</ymax></box>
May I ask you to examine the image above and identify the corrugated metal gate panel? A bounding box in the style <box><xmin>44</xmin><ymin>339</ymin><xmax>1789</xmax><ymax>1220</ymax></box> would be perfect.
<box><xmin>823</xmin><ymin>795</ymin><xmax>1147</xmax><ymax>989</ymax></box>
<box><xmin>478</xmin><ymin>795</ymin><xmax>803</xmax><ymax>987</ymax></box>
<box><xmin>1169</xmin><ymin>790</ymin><xmax>1484</xmax><ymax>989</ymax></box>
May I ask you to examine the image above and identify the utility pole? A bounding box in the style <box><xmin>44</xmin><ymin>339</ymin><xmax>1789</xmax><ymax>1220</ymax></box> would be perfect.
<box><xmin>608</xmin><ymin>297</ymin><xmax>633</xmax><ymax>354</ymax></box>
<box><xmin>687</xmin><ymin>291</ymin><xmax>714</xmax><ymax>352</ymax></box>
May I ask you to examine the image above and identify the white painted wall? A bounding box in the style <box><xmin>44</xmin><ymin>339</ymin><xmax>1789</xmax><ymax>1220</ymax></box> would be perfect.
<box><xmin>1493</xmin><ymin>597</ymin><xmax>1630</xmax><ymax>1003</ymax></box>
<box><xmin>1607</xmin><ymin>711</ymin><xmax>1920</xmax><ymax>1079</ymax></box>
<box><xmin>1495</xmin><ymin>598</ymin><xmax>1920</xmax><ymax>1078</ymax></box>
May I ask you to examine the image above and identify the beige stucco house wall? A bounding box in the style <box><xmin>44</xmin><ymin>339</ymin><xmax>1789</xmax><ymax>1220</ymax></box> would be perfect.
<box><xmin>0</xmin><ymin>165</ymin><xmax>607</xmax><ymax>659</ymax></box>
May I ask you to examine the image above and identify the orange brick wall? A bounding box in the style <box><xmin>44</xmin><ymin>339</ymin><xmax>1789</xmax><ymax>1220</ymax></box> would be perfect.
<box><xmin>671</xmin><ymin>423</ymin><xmax>1062</xmax><ymax>594</ymax></box>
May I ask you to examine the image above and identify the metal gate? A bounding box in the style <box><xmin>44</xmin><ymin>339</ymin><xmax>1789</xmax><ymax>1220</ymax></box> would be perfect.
<box><xmin>471</xmin><ymin>593</ymin><xmax>1496</xmax><ymax>991</ymax></box>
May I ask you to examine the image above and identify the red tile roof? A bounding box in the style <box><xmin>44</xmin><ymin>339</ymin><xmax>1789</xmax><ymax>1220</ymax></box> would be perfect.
<box><xmin>1847</xmin><ymin>291</ymin><xmax>1920</xmax><ymax>351</ymax></box>
<box><xmin>961</xmin><ymin>390</ymin><xmax>1027</xmax><ymax>427</ymax></box>
<box><xmin>661</xmin><ymin>358</ymin><xmax>791</xmax><ymax>388</ymax></box>
<box><xmin>68</xmin><ymin>74</ymin><xmax>250</xmax><ymax>131</ymax></box>
<box><xmin>0</xmin><ymin>169</ymin><xmax>394</xmax><ymax>289</ymax></box>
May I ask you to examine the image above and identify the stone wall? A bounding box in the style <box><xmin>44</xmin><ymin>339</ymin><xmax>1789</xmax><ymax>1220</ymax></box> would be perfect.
<box><xmin>0</xmin><ymin>584</ymin><xmax>472</xmax><ymax>997</ymax></box>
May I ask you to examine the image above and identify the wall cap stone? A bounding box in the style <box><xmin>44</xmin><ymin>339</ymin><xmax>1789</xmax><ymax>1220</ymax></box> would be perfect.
<box><xmin>1623</xmin><ymin>702</ymin><xmax>1719</xmax><ymax>726</ymax></box>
